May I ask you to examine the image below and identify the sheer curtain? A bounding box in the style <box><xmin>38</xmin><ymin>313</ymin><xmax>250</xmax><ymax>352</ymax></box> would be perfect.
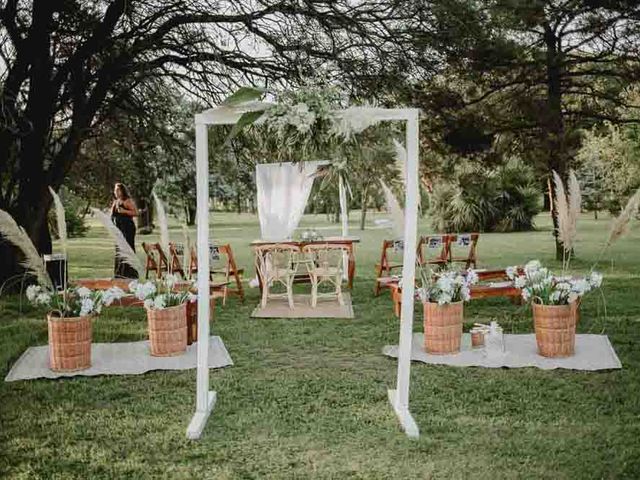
<box><xmin>256</xmin><ymin>161</ymin><xmax>323</xmax><ymax>241</ymax></box>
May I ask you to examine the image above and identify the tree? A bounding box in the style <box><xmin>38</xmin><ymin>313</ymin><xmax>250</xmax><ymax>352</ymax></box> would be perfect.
<box><xmin>0</xmin><ymin>0</ymin><xmax>417</xmax><ymax>284</ymax></box>
<box><xmin>401</xmin><ymin>0</ymin><xmax>640</xmax><ymax>257</ymax></box>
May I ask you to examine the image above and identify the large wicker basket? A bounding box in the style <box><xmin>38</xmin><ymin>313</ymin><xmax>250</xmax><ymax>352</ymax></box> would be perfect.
<box><xmin>533</xmin><ymin>302</ymin><xmax>577</xmax><ymax>358</ymax></box>
<box><xmin>423</xmin><ymin>301</ymin><xmax>464</xmax><ymax>355</ymax></box>
<box><xmin>147</xmin><ymin>303</ymin><xmax>188</xmax><ymax>356</ymax></box>
<box><xmin>48</xmin><ymin>314</ymin><xmax>92</xmax><ymax>372</ymax></box>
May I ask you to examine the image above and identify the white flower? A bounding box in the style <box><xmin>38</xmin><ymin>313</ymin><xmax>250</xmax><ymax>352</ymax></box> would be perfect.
<box><xmin>77</xmin><ymin>286</ymin><xmax>92</xmax><ymax>298</ymax></box>
<box><xmin>524</xmin><ymin>260</ymin><xmax>541</xmax><ymax>276</ymax></box>
<box><xmin>26</xmin><ymin>284</ymin><xmax>41</xmax><ymax>302</ymax></box>
<box><xmin>102</xmin><ymin>287</ymin><xmax>125</xmax><ymax>306</ymax></box>
<box><xmin>588</xmin><ymin>271</ymin><xmax>603</xmax><ymax>289</ymax></box>
<box><xmin>153</xmin><ymin>295</ymin><xmax>166</xmax><ymax>310</ymax></box>
<box><xmin>465</xmin><ymin>269</ymin><xmax>479</xmax><ymax>285</ymax></box>
<box><xmin>550</xmin><ymin>291</ymin><xmax>561</xmax><ymax>304</ymax></box>
<box><xmin>416</xmin><ymin>287</ymin><xmax>428</xmax><ymax>303</ymax></box>
<box><xmin>164</xmin><ymin>273</ymin><xmax>179</xmax><ymax>290</ymax></box>
<box><xmin>571</xmin><ymin>279</ymin><xmax>591</xmax><ymax>296</ymax></box>
<box><xmin>35</xmin><ymin>292</ymin><xmax>51</xmax><ymax>306</ymax></box>
<box><xmin>461</xmin><ymin>286</ymin><xmax>471</xmax><ymax>301</ymax></box>
<box><xmin>555</xmin><ymin>281</ymin><xmax>571</xmax><ymax>291</ymax></box>
<box><xmin>568</xmin><ymin>292</ymin><xmax>579</xmax><ymax>304</ymax></box>
<box><xmin>514</xmin><ymin>276</ymin><xmax>527</xmax><ymax>289</ymax></box>
<box><xmin>79</xmin><ymin>298</ymin><xmax>95</xmax><ymax>316</ymax></box>
<box><xmin>144</xmin><ymin>299</ymin><xmax>154</xmax><ymax>309</ymax></box>
<box><xmin>521</xmin><ymin>288</ymin><xmax>531</xmax><ymax>302</ymax></box>
<box><xmin>506</xmin><ymin>266</ymin><xmax>517</xmax><ymax>280</ymax></box>
<box><xmin>438</xmin><ymin>293</ymin><xmax>452</xmax><ymax>306</ymax></box>
<box><xmin>128</xmin><ymin>280</ymin><xmax>139</xmax><ymax>293</ymax></box>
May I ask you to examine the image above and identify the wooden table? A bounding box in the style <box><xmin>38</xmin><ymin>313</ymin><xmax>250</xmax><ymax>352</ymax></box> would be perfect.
<box><xmin>250</xmin><ymin>236</ymin><xmax>360</xmax><ymax>289</ymax></box>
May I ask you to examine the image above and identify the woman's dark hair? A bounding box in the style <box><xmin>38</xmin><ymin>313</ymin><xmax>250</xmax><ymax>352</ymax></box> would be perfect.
<box><xmin>114</xmin><ymin>182</ymin><xmax>131</xmax><ymax>200</ymax></box>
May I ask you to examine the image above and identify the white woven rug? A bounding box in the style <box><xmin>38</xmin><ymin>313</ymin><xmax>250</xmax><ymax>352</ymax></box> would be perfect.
<box><xmin>5</xmin><ymin>336</ymin><xmax>233</xmax><ymax>382</ymax></box>
<box><xmin>251</xmin><ymin>293</ymin><xmax>354</xmax><ymax>319</ymax></box>
<box><xmin>383</xmin><ymin>333</ymin><xmax>621</xmax><ymax>371</ymax></box>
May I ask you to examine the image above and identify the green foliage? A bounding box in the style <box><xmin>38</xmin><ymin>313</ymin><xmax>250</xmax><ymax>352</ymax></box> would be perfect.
<box><xmin>576</xmin><ymin>121</ymin><xmax>640</xmax><ymax>215</ymax></box>
<box><xmin>48</xmin><ymin>186</ymin><xmax>89</xmax><ymax>239</ymax></box>
<box><xmin>429</xmin><ymin>158</ymin><xmax>541</xmax><ymax>232</ymax></box>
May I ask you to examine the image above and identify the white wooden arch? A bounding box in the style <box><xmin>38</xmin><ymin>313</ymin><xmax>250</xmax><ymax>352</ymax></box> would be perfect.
<box><xmin>186</xmin><ymin>102</ymin><xmax>421</xmax><ymax>439</ymax></box>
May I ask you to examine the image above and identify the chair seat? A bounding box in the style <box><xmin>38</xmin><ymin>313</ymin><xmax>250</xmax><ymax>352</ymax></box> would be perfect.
<box><xmin>309</xmin><ymin>266</ymin><xmax>341</xmax><ymax>277</ymax></box>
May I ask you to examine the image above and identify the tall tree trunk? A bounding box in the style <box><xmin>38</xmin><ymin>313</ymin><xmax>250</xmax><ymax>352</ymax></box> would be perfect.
<box><xmin>544</xmin><ymin>22</ymin><xmax>568</xmax><ymax>260</ymax></box>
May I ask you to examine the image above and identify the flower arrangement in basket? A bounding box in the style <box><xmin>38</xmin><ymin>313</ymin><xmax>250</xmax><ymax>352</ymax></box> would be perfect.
<box><xmin>26</xmin><ymin>284</ymin><xmax>124</xmax><ymax>371</ymax></box>
<box><xmin>507</xmin><ymin>260</ymin><xmax>603</xmax><ymax>358</ymax></box>
<box><xmin>417</xmin><ymin>267</ymin><xmax>479</xmax><ymax>355</ymax></box>
<box><xmin>129</xmin><ymin>274</ymin><xmax>196</xmax><ymax>357</ymax></box>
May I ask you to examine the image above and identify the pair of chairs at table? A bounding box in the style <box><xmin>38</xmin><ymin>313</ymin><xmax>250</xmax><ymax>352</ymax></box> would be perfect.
<box><xmin>140</xmin><ymin>241</ymin><xmax>244</xmax><ymax>304</ymax></box>
<box><xmin>254</xmin><ymin>243</ymin><xmax>349</xmax><ymax>310</ymax></box>
<box><xmin>374</xmin><ymin>233</ymin><xmax>480</xmax><ymax>296</ymax></box>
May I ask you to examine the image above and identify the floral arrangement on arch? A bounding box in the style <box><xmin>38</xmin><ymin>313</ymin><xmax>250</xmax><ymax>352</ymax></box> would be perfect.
<box><xmin>129</xmin><ymin>274</ymin><xmax>196</xmax><ymax>310</ymax></box>
<box><xmin>26</xmin><ymin>284</ymin><xmax>125</xmax><ymax>317</ymax></box>
<box><xmin>417</xmin><ymin>267</ymin><xmax>479</xmax><ymax>305</ymax></box>
<box><xmin>260</xmin><ymin>83</ymin><xmax>380</xmax><ymax>163</ymax></box>
<box><xmin>507</xmin><ymin>260</ymin><xmax>602</xmax><ymax>305</ymax></box>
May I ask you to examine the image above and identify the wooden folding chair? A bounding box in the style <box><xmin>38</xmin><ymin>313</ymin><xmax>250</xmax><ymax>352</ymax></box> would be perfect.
<box><xmin>152</xmin><ymin>243</ymin><xmax>170</xmax><ymax>279</ymax></box>
<box><xmin>189</xmin><ymin>244</ymin><xmax>244</xmax><ymax>305</ymax></box>
<box><xmin>168</xmin><ymin>242</ymin><xmax>187</xmax><ymax>278</ymax></box>
<box><xmin>142</xmin><ymin>242</ymin><xmax>160</xmax><ymax>279</ymax></box>
<box><xmin>373</xmin><ymin>239</ymin><xmax>405</xmax><ymax>296</ymax></box>
<box><xmin>448</xmin><ymin>233</ymin><xmax>480</xmax><ymax>269</ymax></box>
<box><xmin>216</xmin><ymin>244</ymin><xmax>245</xmax><ymax>302</ymax></box>
<box><xmin>417</xmin><ymin>235</ymin><xmax>450</xmax><ymax>268</ymax></box>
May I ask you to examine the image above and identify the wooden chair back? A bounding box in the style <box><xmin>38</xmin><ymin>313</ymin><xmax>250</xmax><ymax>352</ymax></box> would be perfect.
<box><xmin>153</xmin><ymin>243</ymin><xmax>169</xmax><ymax>278</ymax></box>
<box><xmin>254</xmin><ymin>244</ymin><xmax>300</xmax><ymax>283</ymax></box>
<box><xmin>142</xmin><ymin>242</ymin><xmax>159</xmax><ymax>279</ymax></box>
<box><xmin>373</xmin><ymin>238</ymin><xmax>407</xmax><ymax>295</ymax></box>
<box><xmin>417</xmin><ymin>235</ymin><xmax>450</xmax><ymax>267</ymax></box>
<box><xmin>447</xmin><ymin>233</ymin><xmax>480</xmax><ymax>269</ymax></box>
<box><xmin>168</xmin><ymin>242</ymin><xmax>186</xmax><ymax>278</ymax></box>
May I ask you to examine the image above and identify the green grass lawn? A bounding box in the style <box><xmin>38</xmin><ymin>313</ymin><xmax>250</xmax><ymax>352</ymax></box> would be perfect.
<box><xmin>1</xmin><ymin>211</ymin><xmax>639</xmax><ymax>479</ymax></box>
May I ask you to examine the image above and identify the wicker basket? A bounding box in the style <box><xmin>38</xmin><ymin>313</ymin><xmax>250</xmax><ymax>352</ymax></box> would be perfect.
<box><xmin>533</xmin><ymin>302</ymin><xmax>577</xmax><ymax>358</ymax></box>
<box><xmin>423</xmin><ymin>301</ymin><xmax>463</xmax><ymax>355</ymax></box>
<box><xmin>147</xmin><ymin>303</ymin><xmax>188</xmax><ymax>357</ymax></box>
<box><xmin>47</xmin><ymin>314</ymin><xmax>92</xmax><ymax>372</ymax></box>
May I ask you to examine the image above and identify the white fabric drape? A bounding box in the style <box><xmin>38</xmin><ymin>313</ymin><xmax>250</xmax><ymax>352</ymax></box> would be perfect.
<box><xmin>256</xmin><ymin>161</ymin><xmax>323</xmax><ymax>241</ymax></box>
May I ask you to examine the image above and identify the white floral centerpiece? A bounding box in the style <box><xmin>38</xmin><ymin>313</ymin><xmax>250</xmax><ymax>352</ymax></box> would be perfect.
<box><xmin>418</xmin><ymin>268</ymin><xmax>479</xmax><ymax>355</ymax></box>
<box><xmin>507</xmin><ymin>260</ymin><xmax>603</xmax><ymax>358</ymax></box>
<box><xmin>130</xmin><ymin>274</ymin><xmax>197</xmax><ymax>357</ymax></box>
<box><xmin>25</xmin><ymin>283</ymin><xmax>124</xmax><ymax>372</ymax></box>
<box><xmin>26</xmin><ymin>284</ymin><xmax>124</xmax><ymax>317</ymax></box>
<box><xmin>506</xmin><ymin>260</ymin><xmax>602</xmax><ymax>305</ymax></box>
<box><xmin>128</xmin><ymin>274</ymin><xmax>196</xmax><ymax>310</ymax></box>
<box><xmin>417</xmin><ymin>269</ymin><xmax>479</xmax><ymax>305</ymax></box>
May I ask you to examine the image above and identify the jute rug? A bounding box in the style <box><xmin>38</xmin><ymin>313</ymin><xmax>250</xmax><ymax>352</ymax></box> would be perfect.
<box><xmin>383</xmin><ymin>333</ymin><xmax>621</xmax><ymax>371</ymax></box>
<box><xmin>5</xmin><ymin>336</ymin><xmax>233</xmax><ymax>382</ymax></box>
<box><xmin>251</xmin><ymin>293</ymin><xmax>354</xmax><ymax>319</ymax></box>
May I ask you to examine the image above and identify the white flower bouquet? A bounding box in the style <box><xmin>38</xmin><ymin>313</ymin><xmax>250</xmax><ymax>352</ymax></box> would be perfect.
<box><xmin>26</xmin><ymin>284</ymin><xmax>124</xmax><ymax>317</ymax></box>
<box><xmin>129</xmin><ymin>274</ymin><xmax>196</xmax><ymax>310</ymax></box>
<box><xmin>417</xmin><ymin>268</ymin><xmax>479</xmax><ymax>305</ymax></box>
<box><xmin>507</xmin><ymin>260</ymin><xmax>603</xmax><ymax>305</ymax></box>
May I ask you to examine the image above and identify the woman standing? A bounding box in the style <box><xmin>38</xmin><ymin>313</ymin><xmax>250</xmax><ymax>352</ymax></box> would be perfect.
<box><xmin>111</xmin><ymin>183</ymin><xmax>139</xmax><ymax>279</ymax></box>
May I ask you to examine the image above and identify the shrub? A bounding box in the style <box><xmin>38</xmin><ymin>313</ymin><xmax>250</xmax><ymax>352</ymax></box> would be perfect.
<box><xmin>429</xmin><ymin>159</ymin><xmax>541</xmax><ymax>232</ymax></box>
<box><xmin>48</xmin><ymin>186</ymin><xmax>89</xmax><ymax>238</ymax></box>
